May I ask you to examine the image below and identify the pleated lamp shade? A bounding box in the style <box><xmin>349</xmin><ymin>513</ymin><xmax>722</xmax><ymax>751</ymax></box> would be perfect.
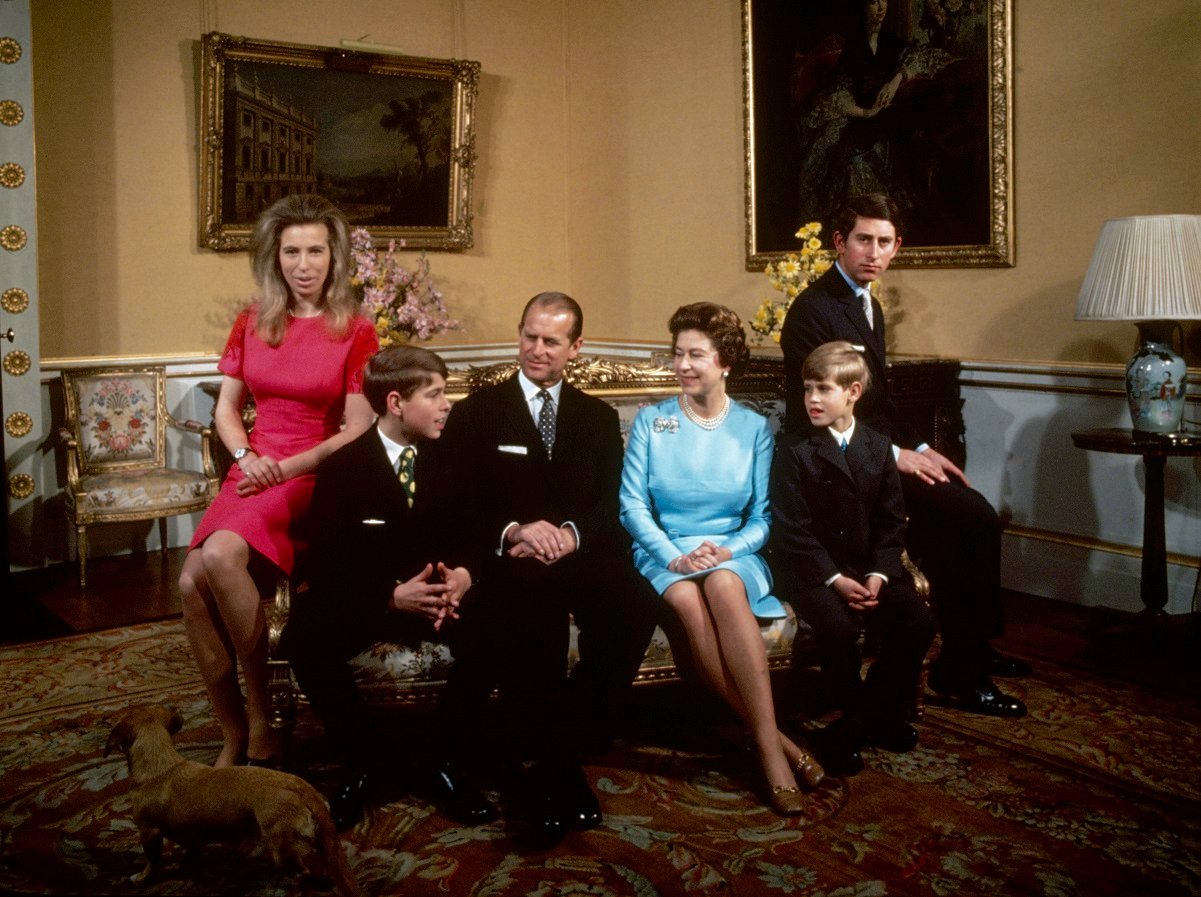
<box><xmin>1075</xmin><ymin>215</ymin><xmax>1201</xmax><ymax>321</ymax></box>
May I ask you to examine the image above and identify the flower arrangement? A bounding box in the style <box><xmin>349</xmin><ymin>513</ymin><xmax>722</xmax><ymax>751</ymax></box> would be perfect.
<box><xmin>349</xmin><ymin>228</ymin><xmax>460</xmax><ymax>345</ymax></box>
<box><xmin>749</xmin><ymin>222</ymin><xmax>834</xmax><ymax>344</ymax></box>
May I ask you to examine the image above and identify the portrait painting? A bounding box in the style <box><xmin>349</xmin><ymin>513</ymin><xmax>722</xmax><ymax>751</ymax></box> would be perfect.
<box><xmin>743</xmin><ymin>0</ymin><xmax>1013</xmax><ymax>269</ymax></box>
<box><xmin>199</xmin><ymin>32</ymin><xmax>480</xmax><ymax>252</ymax></box>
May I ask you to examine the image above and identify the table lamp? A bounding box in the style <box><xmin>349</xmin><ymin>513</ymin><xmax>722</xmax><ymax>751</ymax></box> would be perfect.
<box><xmin>1074</xmin><ymin>215</ymin><xmax>1201</xmax><ymax>434</ymax></box>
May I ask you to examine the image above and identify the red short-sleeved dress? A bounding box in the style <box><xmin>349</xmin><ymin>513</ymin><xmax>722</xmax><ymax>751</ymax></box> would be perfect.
<box><xmin>190</xmin><ymin>307</ymin><xmax>379</xmax><ymax>574</ymax></box>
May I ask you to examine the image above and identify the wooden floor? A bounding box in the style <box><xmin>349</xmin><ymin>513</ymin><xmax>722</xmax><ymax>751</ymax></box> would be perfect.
<box><xmin>5</xmin><ymin>548</ymin><xmax>1199</xmax><ymax>697</ymax></box>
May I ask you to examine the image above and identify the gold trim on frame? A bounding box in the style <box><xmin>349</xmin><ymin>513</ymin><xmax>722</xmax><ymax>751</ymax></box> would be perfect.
<box><xmin>0</xmin><ymin>223</ymin><xmax>26</xmax><ymax>251</ymax></box>
<box><xmin>198</xmin><ymin>32</ymin><xmax>480</xmax><ymax>253</ymax></box>
<box><xmin>0</xmin><ymin>37</ymin><xmax>21</xmax><ymax>65</ymax></box>
<box><xmin>5</xmin><ymin>410</ymin><xmax>32</xmax><ymax>437</ymax></box>
<box><xmin>3</xmin><ymin>349</ymin><xmax>30</xmax><ymax>375</ymax></box>
<box><xmin>0</xmin><ymin>99</ymin><xmax>23</xmax><ymax>126</ymax></box>
<box><xmin>1</xmin><ymin>286</ymin><xmax>27</xmax><ymax>312</ymax></box>
<box><xmin>8</xmin><ymin>473</ymin><xmax>34</xmax><ymax>499</ymax></box>
<box><xmin>0</xmin><ymin>161</ymin><xmax>24</xmax><ymax>188</ymax></box>
<box><xmin>742</xmin><ymin>0</ymin><xmax>1014</xmax><ymax>270</ymax></box>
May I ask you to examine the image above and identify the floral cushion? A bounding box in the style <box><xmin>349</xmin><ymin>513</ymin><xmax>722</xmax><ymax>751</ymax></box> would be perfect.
<box><xmin>72</xmin><ymin>469</ymin><xmax>211</xmax><ymax>511</ymax></box>
<box><xmin>73</xmin><ymin>375</ymin><xmax>159</xmax><ymax>465</ymax></box>
<box><xmin>347</xmin><ymin>610</ymin><xmax>804</xmax><ymax>695</ymax></box>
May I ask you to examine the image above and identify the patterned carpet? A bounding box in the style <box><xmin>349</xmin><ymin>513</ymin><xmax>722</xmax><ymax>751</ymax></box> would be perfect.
<box><xmin>0</xmin><ymin>620</ymin><xmax>1198</xmax><ymax>896</ymax></box>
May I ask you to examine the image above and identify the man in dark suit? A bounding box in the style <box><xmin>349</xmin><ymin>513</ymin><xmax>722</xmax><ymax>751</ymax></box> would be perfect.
<box><xmin>780</xmin><ymin>193</ymin><xmax>1029</xmax><ymax>718</ymax></box>
<box><xmin>772</xmin><ymin>341</ymin><xmax>937</xmax><ymax>775</ymax></box>
<box><xmin>281</xmin><ymin>345</ymin><xmax>478</xmax><ymax>830</ymax></box>
<box><xmin>435</xmin><ymin>292</ymin><xmax>656</xmax><ymax>844</ymax></box>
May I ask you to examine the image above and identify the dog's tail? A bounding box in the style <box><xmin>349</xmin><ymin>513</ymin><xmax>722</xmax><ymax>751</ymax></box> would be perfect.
<box><xmin>314</xmin><ymin>805</ymin><xmax>359</xmax><ymax>897</ymax></box>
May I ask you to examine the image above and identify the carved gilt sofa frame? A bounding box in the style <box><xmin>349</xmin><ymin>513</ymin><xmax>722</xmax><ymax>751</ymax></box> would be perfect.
<box><xmin>263</xmin><ymin>353</ymin><xmax>951</xmax><ymax>733</ymax></box>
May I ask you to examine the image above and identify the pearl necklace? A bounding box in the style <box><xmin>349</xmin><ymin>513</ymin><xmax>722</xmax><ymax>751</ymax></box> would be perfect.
<box><xmin>681</xmin><ymin>394</ymin><xmax>730</xmax><ymax>430</ymax></box>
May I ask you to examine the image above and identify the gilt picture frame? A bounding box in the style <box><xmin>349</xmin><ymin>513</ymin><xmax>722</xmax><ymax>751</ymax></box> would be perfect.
<box><xmin>198</xmin><ymin>32</ymin><xmax>480</xmax><ymax>252</ymax></box>
<box><xmin>743</xmin><ymin>0</ymin><xmax>1013</xmax><ymax>270</ymax></box>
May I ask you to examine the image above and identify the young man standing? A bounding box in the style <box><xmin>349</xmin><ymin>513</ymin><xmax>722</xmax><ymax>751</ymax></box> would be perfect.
<box><xmin>780</xmin><ymin>193</ymin><xmax>1029</xmax><ymax>720</ymax></box>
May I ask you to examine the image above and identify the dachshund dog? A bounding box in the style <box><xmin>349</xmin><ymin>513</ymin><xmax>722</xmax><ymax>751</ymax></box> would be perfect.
<box><xmin>105</xmin><ymin>705</ymin><xmax>357</xmax><ymax>896</ymax></box>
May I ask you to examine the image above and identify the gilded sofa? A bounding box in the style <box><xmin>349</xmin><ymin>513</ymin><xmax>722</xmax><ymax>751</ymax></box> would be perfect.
<box><xmin>264</xmin><ymin>353</ymin><xmax>957</xmax><ymax>730</ymax></box>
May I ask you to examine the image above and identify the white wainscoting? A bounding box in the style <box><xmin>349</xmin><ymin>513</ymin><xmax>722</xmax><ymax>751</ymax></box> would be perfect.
<box><xmin>21</xmin><ymin>350</ymin><xmax>1201</xmax><ymax>617</ymax></box>
<box><xmin>958</xmin><ymin>360</ymin><xmax>1200</xmax><ymax>616</ymax></box>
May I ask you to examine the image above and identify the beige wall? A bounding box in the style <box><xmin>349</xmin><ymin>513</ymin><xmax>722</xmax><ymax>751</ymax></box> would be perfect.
<box><xmin>32</xmin><ymin>0</ymin><xmax>1201</xmax><ymax>364</ymax></box>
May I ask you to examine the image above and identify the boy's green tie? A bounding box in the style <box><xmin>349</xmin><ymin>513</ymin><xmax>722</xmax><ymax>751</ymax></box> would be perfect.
<box><xmin>397</xmin><ymin>446</ymin><xmax>416</xmax><ymax>508</ymax></box>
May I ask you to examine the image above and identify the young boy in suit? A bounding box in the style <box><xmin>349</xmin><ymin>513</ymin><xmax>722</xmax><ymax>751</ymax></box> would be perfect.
<box><xmin>771</xmin><ymin>341</ymin><xmax>937</xmax><ymax>776</ymax></box>
<box><xmin>281</xmin><ymin>345</ymin><xmax>477</xmax><ymax>830</ymax></box>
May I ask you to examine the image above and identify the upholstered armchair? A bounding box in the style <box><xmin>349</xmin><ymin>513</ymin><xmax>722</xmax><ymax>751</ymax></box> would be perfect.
<box><xmin>59</xmin><ymin>365</ymin><xmax>220</xmax><ymax>587</ymax></box>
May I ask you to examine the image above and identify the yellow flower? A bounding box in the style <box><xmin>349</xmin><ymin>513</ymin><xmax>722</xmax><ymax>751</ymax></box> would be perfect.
<box><xmin>807</xmin><ymin>237</ymin><xmax>821</xmax><ymax>251</ymax></box>
<box><xmin>779</xmin><ymin>259</ymin><xmax>801</xmax><ymax>277</ymax></box>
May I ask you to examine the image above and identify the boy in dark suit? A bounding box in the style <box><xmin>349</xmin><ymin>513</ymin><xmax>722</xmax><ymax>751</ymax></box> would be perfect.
<box><xmin>281</xmin><ymin>345</ymin><xmax>477</xmax><ymax>830</ymax></box>
<box><xmin>771</xmin><ymin>341</ymin><xmax>936</xmax><ymax>776</ymax></box>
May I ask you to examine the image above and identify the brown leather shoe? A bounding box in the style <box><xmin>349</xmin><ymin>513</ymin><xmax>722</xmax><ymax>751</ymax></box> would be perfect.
<box><xmin>794</xmin><ymin>749</ymin><xmax>826</xmax><ymax>790</ymax></box>
<box><xmin>769</xmin><ymin>785</ymin><xmax>806</xmax><ymax>817</ymax></box>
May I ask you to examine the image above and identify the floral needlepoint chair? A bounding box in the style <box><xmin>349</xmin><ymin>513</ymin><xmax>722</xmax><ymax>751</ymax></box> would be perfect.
<box><xmin>59</xmin><ymin>365</ymin><xmax>220</xmax><ymax>588</ymax></box>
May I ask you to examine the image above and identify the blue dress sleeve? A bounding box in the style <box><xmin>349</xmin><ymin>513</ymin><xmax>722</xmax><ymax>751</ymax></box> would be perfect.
<box><xmin>620</xmin><ymin>408</ymin><xmax>682</xmax><ymax>568</ymax></box>
<box><xmin>718</xmin><ymin>415</ymin><xmax>773</xmax><ymax>558</ymax></box>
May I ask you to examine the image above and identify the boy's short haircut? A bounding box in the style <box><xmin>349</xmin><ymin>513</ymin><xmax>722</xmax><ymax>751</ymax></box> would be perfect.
<box><xmin>802</xmin><ymin>340</ymin><xmax>870</xmax><ymax>392</ymax></box>
<box><xmin>362</xmin><ymin>345</ymin><xmax>449</xmax><ymax>415</ymax></box>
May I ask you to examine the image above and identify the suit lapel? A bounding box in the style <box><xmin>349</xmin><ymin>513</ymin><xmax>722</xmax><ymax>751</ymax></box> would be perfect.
<box><xmin>811</xmin><ymin>431</ymin><xmax>854</xmax><ymax>482</ymax></box>
<box><xmin>498</xmin><ymin>374</ymin><xmax>547</xmax><ymax>458</ymax></box>
<box><xmin>363</xmin><ymin>426</ymin><xmax>408</xmax><ymax>506</ymax></box>
<box><xmin>823</xmin><ymin>267</ymin><xmax>885</xmax><ymax>374</ymax></box>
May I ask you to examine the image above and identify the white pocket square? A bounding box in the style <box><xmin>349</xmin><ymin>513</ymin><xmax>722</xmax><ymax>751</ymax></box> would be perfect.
<box><xmin>498</xmin><ymin>444</ymin><xmax>528</xmax><ymax>455</ymax></box>
<box><xmin>361</xmin><ymin>518</ymin><xmax>386</xmax><ymax>525</ymax></box>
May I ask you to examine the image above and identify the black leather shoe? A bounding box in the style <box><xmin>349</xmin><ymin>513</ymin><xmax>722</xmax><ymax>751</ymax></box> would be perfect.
<box><xmin>989</xmin><ymin>650</ymin><xmax>1032</xmax><ymax>678</ymax></box>
<box><xmin>558</xmin><ymin>763</ymin><xmax>602</xmax><ymax>831</ymax></box>
<box><xmin>522</xmin><ymin>764</ymin><xmax>571</xmax><ymax>847</ymax></box>
<box><xmin>865</xmin><ymin>721</ymin><xmax>919</xmax><ymax>753</ymax></box>
<box><xmin>432</xmin><ymin>762</ymin><xmax>497</xmax><ymax>824</ymax></box>
<box><xmin>931</xmin><ymin>678</ymin><xmax>1027</xmax><ymax>718</ymax></box>
<box><xmin>331</xmin><ymin>771</ymin><xmax>373</xmax><ymax>832</ymax></box>
<box><xmin>805</xmin><ymin>723</ymin><xmax>865</xmax><ymax>777</ymax></box>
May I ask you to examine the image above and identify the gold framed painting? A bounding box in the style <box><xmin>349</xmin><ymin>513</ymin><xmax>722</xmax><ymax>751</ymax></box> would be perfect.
<box><xmin>743</xmin><ymin>0</ymin><xmax>1013</xmax><ymax>270</ymax></box>
<box><xmin>198</xmin><ymin>32</ymin><xmax>480</xmax><ymax>252</ymax></box>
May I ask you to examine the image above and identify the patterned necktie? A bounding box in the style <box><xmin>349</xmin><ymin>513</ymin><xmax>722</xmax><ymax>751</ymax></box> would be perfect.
<box><xmin>861</xmin><ymin>292</ymin><xmax>874</xmax><ymax>330</ymax></box>
<box><xmin>536</xmin><ymin>389</ymin><xmax>556</xmax><ymax>458</ymax></box>
<box><xmin>840</xmin><ymin>437</ymin><xmax>849</xmax><ymax>454</ymax></box>
<box><xmin>397</xmin><ymin>446</ymin><xmax>416</xmax><ymax>508</ymax></box>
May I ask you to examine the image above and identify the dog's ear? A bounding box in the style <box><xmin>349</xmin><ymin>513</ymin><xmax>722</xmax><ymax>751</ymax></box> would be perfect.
<box><xmin>104</xmin><ymin>719</ymin><xmax>132</xmax><ymax>757</ymax></box>
<box><xmin>166</xmin><ymin>707</ymin><xmax>183</xmax><ymax>736</ymax></box>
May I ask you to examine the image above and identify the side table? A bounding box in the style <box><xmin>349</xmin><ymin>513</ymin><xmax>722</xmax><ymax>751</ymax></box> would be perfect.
<box><xmin>1071</xmin><ymin>427</ymin><xmax>1201</xmax><ymax>615</ymax></box>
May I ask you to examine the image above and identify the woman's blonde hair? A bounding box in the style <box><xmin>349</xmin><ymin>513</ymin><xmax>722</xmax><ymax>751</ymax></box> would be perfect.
<box><xmin>249</xmin><ymin>194</ymin><xmax>357</xmax><ymax>346</ymax></box>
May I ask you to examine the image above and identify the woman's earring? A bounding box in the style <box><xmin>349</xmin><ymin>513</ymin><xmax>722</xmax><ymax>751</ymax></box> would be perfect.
<box><xmin>722</xmin><ymin>370</ymin><xmax>729</xmax><ymax>379</ymax></box>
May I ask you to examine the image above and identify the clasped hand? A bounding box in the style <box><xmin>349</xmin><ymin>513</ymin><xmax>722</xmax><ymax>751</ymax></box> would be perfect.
<box><xmin>669</xmin><ymin>540</ymin><xmax>732</xmax><ymax>574</ymax></box>
<box><xmin>832</xmin><ymin>574</ymin><xmax>883</xmax><ymax>612</ymax></box>
<box><xmin>392</xmin><ymin>562</ymin><xmax>470</xmax><ymax>631</ymax></box>
<box><xmin>235</xmin><ymin>453</ymin><xmax>291</xmax><ymax>496</ymax></box>
<box><xmin>506</xmin><ymin>520</ymin><xmax>577</xmax><ymax>565</ymax></box>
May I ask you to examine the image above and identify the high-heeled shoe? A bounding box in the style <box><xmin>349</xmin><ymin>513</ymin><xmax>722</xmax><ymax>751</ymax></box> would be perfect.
<box><xmin>769</xmin><ymin>785</ymin><xmax>806</xmax><ymax>817</ymax></box>
<box><xmin>794</xmin><ymin>748</ymin><xmax>826</xmax><ymax>790</ymax></box>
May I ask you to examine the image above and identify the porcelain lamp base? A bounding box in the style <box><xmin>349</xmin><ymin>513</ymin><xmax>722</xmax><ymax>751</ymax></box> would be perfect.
<box><xmin>1125</xmin><ymin>321</ymin><xmax>1187</xmax><ymax>434</ymax></box>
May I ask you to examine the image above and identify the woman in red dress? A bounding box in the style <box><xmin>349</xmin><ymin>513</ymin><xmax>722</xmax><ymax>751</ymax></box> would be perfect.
<box><xmin>181</xmin><ymin>194</ymin><xmax>378</xmax><ymax>767</ymax></box>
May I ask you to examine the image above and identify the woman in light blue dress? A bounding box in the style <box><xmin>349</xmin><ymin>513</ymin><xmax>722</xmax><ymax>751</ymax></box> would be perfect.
<box><xmin>620</xmin><ymin>303</ymin><xmax>824</xmax><ymax>816</ymax></box>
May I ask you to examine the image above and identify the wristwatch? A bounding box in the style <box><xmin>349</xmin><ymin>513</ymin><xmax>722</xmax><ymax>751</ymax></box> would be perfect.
<box><xmin>233</xmin><ymin>447</ymin><xmax>251</xmax><ymax>463</ymax></box>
